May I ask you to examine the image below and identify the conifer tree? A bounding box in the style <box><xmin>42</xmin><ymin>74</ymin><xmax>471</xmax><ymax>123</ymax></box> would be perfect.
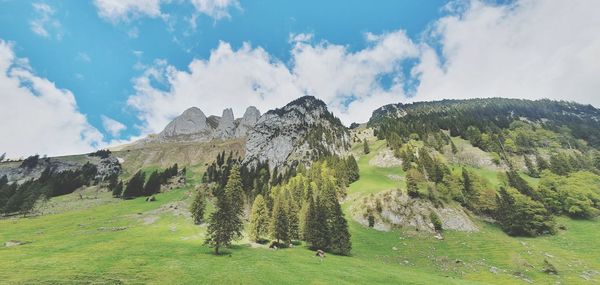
<box><xmin>112</xmin><ymin>181</ymin><xmax>123</xmax><ymax>198</ymax></box>
<box><xmin>406</xmin><ymin>169</ymin><xmax>420</xmax><ymax>198</ymax></box>
<box><xmin>307</xmin><ymin>195</ymin><xmax>330</xmax><ymax>250</ymax></box>
<box><xmin>122</xmin><ymin>171</ymin><xmax>145</xmax><ymax>199</ymax></box>
<box><xmin>144</xmin><ymin>171</ymin><xmax>162</xmax><ymax>196</ymax></box>
<box><xmin>190</xmin><ymin>190</ymin><xmax>206</xmax><ymax>225</ymax></box>
<box><xmin>323</xmin><ymin>185</ymin><xmax>351</xmax><ymax>255</ymax></box>
<box><xmin>204</xmin><ymin>167</ymin><xmax>243</xmax><ymax>254</ymax></box>
<box><xmin>287</xmin><ymin>196</ymin><xmax>300</xmax><ymax>241</ymax></box>
<box><xmin>270</xmin><ymin>191</ymin><xmax>290</xmax><ymax>244</ymax></box>
<box><xmin>226</xmin><ymin>164</ymin><xmax>245</xmax><ymax>218</ymax></box>
<box><xmin>345</xmin><ymin>155</ymin><xmax>360</xmax><ymax>183</ymax></box>
<box><xmin>248</xmin><ymin>194</ymin><xmax>268</xmax><ymax>242</ymax></box>
<box><xmin>363</xmin><ymin>138</ymin><xmax>370</xmax><ymax>154</ymax></box>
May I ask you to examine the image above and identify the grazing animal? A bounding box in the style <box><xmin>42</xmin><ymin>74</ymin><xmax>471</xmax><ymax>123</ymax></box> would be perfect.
<box><xmin>316</xmin><ymin>250</ymin><xmax>326</xmax><ymax>261</ymax></box>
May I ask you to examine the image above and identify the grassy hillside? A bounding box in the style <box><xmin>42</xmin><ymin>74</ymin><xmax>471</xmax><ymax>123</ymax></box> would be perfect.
<box><xmin>1</xmin><ymin>140</ymin><xmax>599</xmax><ymax>284</ymax></box>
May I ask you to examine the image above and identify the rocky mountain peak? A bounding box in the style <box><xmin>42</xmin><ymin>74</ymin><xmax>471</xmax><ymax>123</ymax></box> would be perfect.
<box><xmin>235</xmin><ymin>106</ymin><xmax>261</xmax><ymax>137</ymax></box>
<box><xmin>159</xmin><ymin>107</ymin><xmax>211</xmax><ymax>138</ymax></box>
<box><xmin>215</xmin><ymin>108</ymin><xmax>236</xmax><ymax>138</ymax></box>
<box><xmin>244</xmin><ymin>96</ymin><xmax>350</xmax><ymax>170</ymax></box>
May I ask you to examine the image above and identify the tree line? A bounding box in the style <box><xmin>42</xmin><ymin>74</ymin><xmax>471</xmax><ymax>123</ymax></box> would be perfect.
<box><xmin>111</xmin><ymin>164</ymin><xmax>181</xmax><ymax>199</ymax></box>
<box><xmin>0</xmin><ymin>163</ymin><xmax>98</xmax><ymax>216</ymax></box>
<box><xmin>194</xmin><ymin>155</ymin><xmax>356</xmax><ymax>255</ymax></box>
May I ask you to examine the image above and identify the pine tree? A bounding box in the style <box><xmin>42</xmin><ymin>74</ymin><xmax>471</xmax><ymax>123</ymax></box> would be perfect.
<box><xmin>144</xmin><ymin>171</ymin><xmax>162</xmax><ymax>196</ymax></box>
<box><xmin>270</xmin><ymin>191</ymin><xmax>290</xmax><ymax>244</ymax></box>
<box><xmin>363</xmin><ymin>138</ymin><xmax>370</xmax><ymax>154</ymax></box>
<box><xmin>122</xmin><ymin>171</ymin><xmax>145</xmax><ymax>199</ymax></box>
<box><xmin>307</xmin><ymin>195</ymin><xmax>330</xmax><ymax>250</ymax></box>
<box><xmin>323</xmin><ymin>185</ymin><xmax>351</xmax><ymax>255</ymax></box>
<box><xmin>406</xmin><ymin>169</ymin><xmax>420</xmax><ymax>198</ymax></box>
<box><xmin>112</xmin><ymin>181</ymin><xmax>123</xmax><ymax>198</ymax></box>
<box><xmin>287</xmin><ymin>196</ymin><xmax>300</xmax><ymax>241</ymax></box>
<box><xmin>190</xmin><ymin>190</ymin><xmax>206</xmax><ymax>225</ymax></box>
<box><xmin>461</xmin><ymin>167</ymin><xmax>474</xmax><ymax>200</ymax></box>
<box><xmin>345</xmin><ymin>155</ymin><xmax>360</xmax><ymax>183</ymax></box>
<box><xmin>204</xmin><ymin>167</ymin><xmax>244</xmax><ymax>254</ymax></box>
<box><xmin>248</xmin><ymin>194</ymin><xmax>268</xmax><ymax>242</ymax></box>
<box><xmin>226</xmin><ymin>164</ymin><xmax>244</xmax><ymax>218</ymax></box>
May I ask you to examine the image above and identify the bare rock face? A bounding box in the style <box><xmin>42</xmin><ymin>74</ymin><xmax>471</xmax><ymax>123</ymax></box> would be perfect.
<box><xmin>243</xmin><ymin>96</ymin><xmax>351</xmax><ymax>170</ymax></box>
<box><xmin>215</xmin><ymin>108</ymin><xmax>236</xmax><ymax>139</ymax></box>
<box><xmin>146</xmin><ymin>106</ymin><xmax>260</xmax><ymax>143</ymax></box>
<box><xmin>235</xmin><ymin>106</ymin><xmax>261</xmax><ymax>137</ymax></box>
<box><xmin>159</xmin><ymin>107</ymin><xmax>212</xmax><ymax>139</ymax></box>
<box><xmin>352</xmin><ymin>190</ymin><xmax>478</xmax><ymax>233</ymax></box>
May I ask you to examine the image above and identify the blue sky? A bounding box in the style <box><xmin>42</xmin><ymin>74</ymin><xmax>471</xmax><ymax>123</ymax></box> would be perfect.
<box><xmin>1</xmin><ymin>0</ymin><xmax>599</xmax><ymax>157</ymax></box>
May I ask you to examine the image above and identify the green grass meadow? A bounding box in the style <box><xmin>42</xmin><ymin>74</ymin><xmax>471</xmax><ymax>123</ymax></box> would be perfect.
<box><xmin>1</xmin><ymin>141</ymin><xmax>599</xmax><ymax>284</ymax></box>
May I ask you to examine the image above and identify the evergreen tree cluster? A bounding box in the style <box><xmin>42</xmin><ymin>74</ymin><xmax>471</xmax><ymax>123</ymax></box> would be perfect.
<box><xmin>113</xmin><ymin>164</ymin><xmax>180</xmax><ymax>199</ymax></box>
<box><xmin>248</xmin><ymin>161</ymin><xmax>352</xmax><ymax>255</ymax></box>
<box><xmin>370</xmin><ymin>98</ymin><xmax>600</xmax><ymax>152</ymax></box>
<box><xmin>0</xmin><ymin>163</ymin><xmax>98</xmax><ymax>215</ymax></box>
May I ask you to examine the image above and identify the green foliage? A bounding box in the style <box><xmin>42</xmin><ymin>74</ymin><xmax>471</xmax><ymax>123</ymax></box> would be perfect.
<box><xmin>248</xmin><ymin>194</ymin><xmax>268</xmax><ymax>241</ymax></box>
<box><xmin>204</xmin><ymin>164</ymin><xmax>244</xmax><ymax>254</ymax></box>
<box><xmin>0</xmin><ymin>164</ymin><xmax>98</xmax><ymax>215</ymax></box>
<box><xmin>524</xmin><ymin>155</ymin><xmax>540</xmax><ymax>178</ymax></box>
<box><xmin>429</xmin><ymin>212</ymin><xmax>443</xmax><ymax>232</ymax></box>
<box><xmin>270</xmin><ymin>191</ymin><xmax>290</xmax><ymax>244</ymax></box>
<box><xmin>538</xmin><ymin>171</ymin><xmax>600</xmax><ymax>219</ymax></box>
<box><xmin>496</xmin><ymin>187</ymin><xmax>556</xmax><ymax>237</ymax></box>
<box><xmin>20</xmin><ymin>155</ymin><xmax>40</xmax><ymax>169</ymax></box>
<box><xmin>111</xmin><ymin>181</ymin><xmax>123</xmax><ymax>198</ymax></box>
<box><xmin>122</xmin><ymin>171</ymin><xmax>145</xmax><ymax>199</ymax></box>
<box><xmin>143</xmin><ymin>171</ymin><xmax>162</xmax><ymax>196</ymax></box>
<box><xmin>190</xmin><ymin>190</ymin><xmax>206</xmax><ymax>225</ymax></box>
<box><xmin>363</xmin><ymin>139</ymin><xmax>370</xmax><ymax>154</ymax></box>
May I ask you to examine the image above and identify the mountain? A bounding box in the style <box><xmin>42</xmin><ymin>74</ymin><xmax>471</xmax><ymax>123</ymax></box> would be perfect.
<box><xmin>369</xmin><ymin>98</ymin><xmax>600</xmax><ymax>149</ymax></box>
<box><xmin>244</xmin><ymin>96</ymin><xmax>351</xmax><ymax>170</ymax></box>
<box><xmin>152</xmin><ymin>106</ymin><xmax>261</xmax><ymax>142</ymax></box>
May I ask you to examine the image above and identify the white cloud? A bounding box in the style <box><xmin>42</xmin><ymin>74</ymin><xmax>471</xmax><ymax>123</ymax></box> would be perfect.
<box><xmin>189</xmin><ymin>0</ymin><xmax>240</xmax><ymax>20</ymax></box>
<box><xmin>30</xmin><ymin>2</ymin><xmax>62</xmax><ymax>39</ymax></box>
<box><xmin>94</xmin><ymin>0</ymin><xmax>239</xmax><ymax>24</ymax></box>
<box><xmin>411</xmin><ymin>0</ymin><xmax>600</xmax><ymax>106</ymax></box>
<box><xmin>76</xmin><ymin>52</ymin><xmax>91</xmax><ymax>62</ymax></box>
<box><xmin>127</xmin><ymin>32</ymin><xmax>419</xmax><ymax>131</ymax></box>
<box><xmin>101</xmin><ymin>116</ymin><xmax>127</xmax><ymax>137</ymax></box>
<box><xmin>93</xmin><ymin>0</ymin><xmax>164</xmax><ymax>23</ymax></box>
<box><xmin>0</xmin><ymin>40</ymin><xmax>104</xmax><ymax>158</ymax></box>
<box><xmin>128</xmin><ymin>0</ymin><xmax>600</xmax><ymax>134</ymax></box>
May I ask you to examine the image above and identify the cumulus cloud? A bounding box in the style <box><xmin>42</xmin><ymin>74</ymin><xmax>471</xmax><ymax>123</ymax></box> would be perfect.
<box><xmin>128</xmin><ymin>0</ymin><xmax>600</xmax><ymax>133</ymax></box>
<box><xmin>190</xmin><ymin>0</ymin><xmax>240</xmax><ymax>20</ymax></box>
<box><xmin>411</xmin><ymin>0</ymin><xmax>600</xmax><ymax>105</ymax></box>
<box><xmin>127</xmin><ymin>31</ymin><xmax>419</xmax><ymax>132</ymax></box>
<box><xmin>93</xmin><ymin>0</ymin><xmax>164</xmax><ymax>23</ymax></box>
<box><xmin>0</xmin><ymin>40</ymin><xmax>104</xmax><ymax>158</ymax></box>
<box><xmin>101</xmin><ymin>116</ymin><xmax>127</xmax><ymax>137</ymax></box>
<box><xmin>94</xmin><ymin>0</ymin><xmax>239</xmax><ymax>23</ymax></box>
<box><xmin>30</xmin><ymin>2</ymin><xmax>62</xmax><ymax>39</ymax></box>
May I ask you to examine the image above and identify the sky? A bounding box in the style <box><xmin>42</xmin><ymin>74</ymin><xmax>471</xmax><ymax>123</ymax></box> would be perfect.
<box><xmin>0</xmin><ymin>0</ymin><xmax>599</xmax><ymax>158</ymax></box>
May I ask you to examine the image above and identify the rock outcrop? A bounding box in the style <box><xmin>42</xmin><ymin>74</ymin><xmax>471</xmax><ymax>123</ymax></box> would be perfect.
<box><xmin>151</xmin><ymin>106</ymin><xmax>261</xmax><ymax>143</ymax></box>
<box><xmin>159</xmin><ymin>107</ymin><xmax>212</xmax><ymax>139</ymax></box>
<box><xmin>235</xmin><ymin>106</ymin><xmax>261</xmax><ymax>138</ymax></box>
<box><xmin>244</xmin><ymin>96</ymin><xmax>351</xmax><ymax>170</ymax></box>
<box><xmin>214</xmin><ymin>108</ymin><xmax>236</xmax><ymax>139</ymax></box>
<box><xmin>352</xmin><ymin>190</ymin><xmax>478</xmax><ymax>233</ymax></box>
